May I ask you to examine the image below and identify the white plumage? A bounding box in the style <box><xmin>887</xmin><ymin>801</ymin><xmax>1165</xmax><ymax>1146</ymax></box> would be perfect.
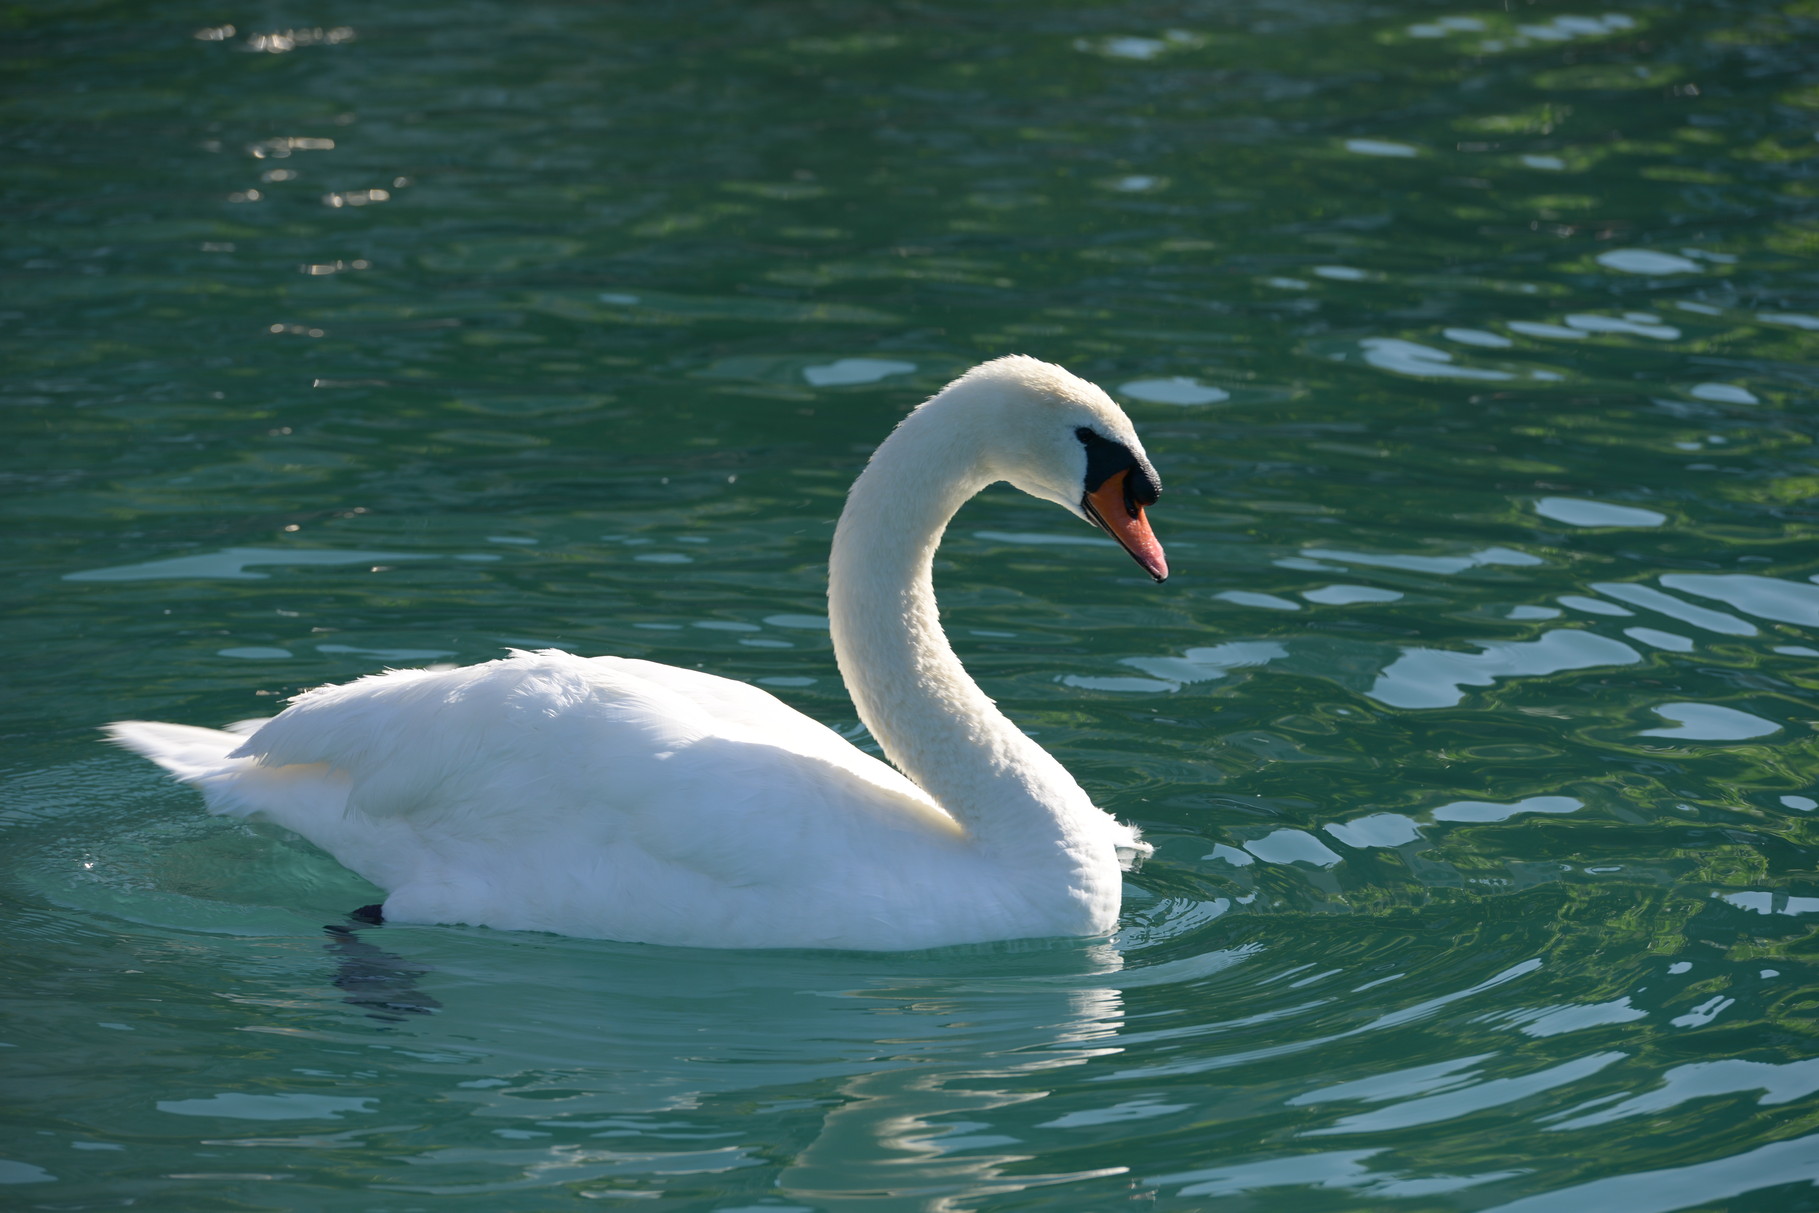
<box><xmin>108</xmin><ymin>356</ymin><xmax>1167</xmax><ymax>950</ymax></box>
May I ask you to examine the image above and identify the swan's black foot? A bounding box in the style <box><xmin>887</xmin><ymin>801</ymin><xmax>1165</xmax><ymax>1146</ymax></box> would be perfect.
<box><xmin>350</xmin><ymin>903</ymin><xmax>385</xmax><ymax>925</ymax></box>
<box><xmin>322</xmin><ymin>919</ymin><xmax>440</xmax><ymax>1021</ymax></box>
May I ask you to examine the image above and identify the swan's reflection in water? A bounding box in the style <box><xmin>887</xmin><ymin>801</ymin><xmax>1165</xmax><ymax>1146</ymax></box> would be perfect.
<box><xmin>781</xmin><ymin>956</ymin><xmax>1130</xmax><ymax>1209</ymax></box>
<box><xmin>312</xmin><ymin>930</ymin><xmax>1174</xmax><ymax>1202</ymax></box>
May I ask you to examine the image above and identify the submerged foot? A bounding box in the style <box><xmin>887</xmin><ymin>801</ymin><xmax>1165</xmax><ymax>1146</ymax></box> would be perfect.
<box><xmin>321</xmin><ymin>903</ymin><xmax>436</xmax><ymax>1021</ymax></box>
<box><xmin>322</xmin><ymin>917</ymin><xmax>440</xmax><ymax>1021</ymax></box>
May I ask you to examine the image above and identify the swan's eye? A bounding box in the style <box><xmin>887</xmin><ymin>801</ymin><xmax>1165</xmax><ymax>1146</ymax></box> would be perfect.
<box><xmin>1075</xmin><ymin>427</ymin><xmax>1160</xmax><ymax>504</ymax></box>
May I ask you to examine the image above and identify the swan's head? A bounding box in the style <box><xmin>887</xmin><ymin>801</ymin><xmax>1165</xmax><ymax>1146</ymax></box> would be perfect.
<box><xmin>949</xmin><ymin>355</ymin><xmax>1168</xmax><ymax>582</ymax></box>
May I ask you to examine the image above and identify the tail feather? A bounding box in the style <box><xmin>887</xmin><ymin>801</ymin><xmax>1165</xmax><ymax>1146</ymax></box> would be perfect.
<box><xmin>106</xmin><ymin>719</ymin><xmax>346</xmax><ymax>827</ymax></box>
<box><xmin>105</xmin><ymin>720</ymin><xmax>245</xmax><ymax>782</ymax></box>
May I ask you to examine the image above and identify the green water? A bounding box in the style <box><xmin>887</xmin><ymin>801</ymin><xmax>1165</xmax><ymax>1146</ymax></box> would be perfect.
<box><xmin>4</xmin><ymin>1</ymin><xmax>1819</xmax><ymax>1208</ymax></box>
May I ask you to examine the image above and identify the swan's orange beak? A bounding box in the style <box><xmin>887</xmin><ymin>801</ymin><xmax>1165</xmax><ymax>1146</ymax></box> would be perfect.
<box><xmin>1083</xmin><ymin>469</ymin><xmax>1168</xmax><ymax>583</ymax></box>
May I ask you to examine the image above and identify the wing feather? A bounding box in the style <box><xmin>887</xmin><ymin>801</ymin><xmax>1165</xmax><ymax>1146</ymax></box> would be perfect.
<box><xmin>224</xmin><ymin>650</ymin><xmax>960</xmax><ymax>889</ymax></box>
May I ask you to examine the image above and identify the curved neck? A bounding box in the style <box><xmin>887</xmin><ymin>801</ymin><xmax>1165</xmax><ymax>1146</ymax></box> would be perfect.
<box><xmin>826</xmin><ymin>393</ymin><xmax>1101</xmax><ymax>862</ymax></box>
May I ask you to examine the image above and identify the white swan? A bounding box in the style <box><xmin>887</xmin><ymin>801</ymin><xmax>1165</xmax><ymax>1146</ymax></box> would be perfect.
<box><xmin>108</xmin><ymin>356</ymin><xmax>1169</xmax><ymax>951</ymax></box>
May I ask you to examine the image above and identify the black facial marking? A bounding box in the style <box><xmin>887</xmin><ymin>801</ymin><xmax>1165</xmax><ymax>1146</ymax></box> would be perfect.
<box><xmin>1076</xmin><ymin>427</ymin><xmax>1160</xmax><ymax>508</ymax></box>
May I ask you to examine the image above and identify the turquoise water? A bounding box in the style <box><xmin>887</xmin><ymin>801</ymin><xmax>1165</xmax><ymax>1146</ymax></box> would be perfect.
<box><xmin>5</xmin><ymin>1</ymin><xmax>1819</xmax><ymax>1208</ymax></box>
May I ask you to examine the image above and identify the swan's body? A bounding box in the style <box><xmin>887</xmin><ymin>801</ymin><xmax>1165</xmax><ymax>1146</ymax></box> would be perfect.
<box><xmin>109</xmin><ymin>356</ymin><xmax>1168</xmax><ymax>951</ymax></box>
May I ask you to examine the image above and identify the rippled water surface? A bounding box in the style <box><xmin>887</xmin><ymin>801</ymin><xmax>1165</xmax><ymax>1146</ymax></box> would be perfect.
<box><xmin>5</xmin><ymin>1</ymin><xmax>1819</xmax><ymax>1208</ymax></box>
